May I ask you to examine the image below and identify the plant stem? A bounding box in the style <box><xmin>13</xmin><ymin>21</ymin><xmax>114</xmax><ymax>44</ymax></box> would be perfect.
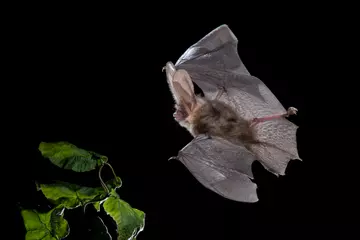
<box><xmin>98</xmin><ymin>164</ymin><xmax>109</xmax><ymax>193</ymax></box>
<box><xmin>105</xmin><ymin>162</ymin><xmax>117</xmax><ymax>179</ymax></box>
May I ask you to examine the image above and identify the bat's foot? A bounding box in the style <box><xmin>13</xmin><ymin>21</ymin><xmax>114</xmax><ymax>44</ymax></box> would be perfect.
<box><xmin>286</xmin><ymin>107</ymin><xmax>298</xmax><ymax>117</ymax></box>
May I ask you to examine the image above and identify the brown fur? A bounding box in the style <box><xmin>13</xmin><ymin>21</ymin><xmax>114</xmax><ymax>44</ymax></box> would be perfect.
<box><xmin>182</xmin><ymin>97</ymin><xmax>256</xmax><ymax>146</ymax></box>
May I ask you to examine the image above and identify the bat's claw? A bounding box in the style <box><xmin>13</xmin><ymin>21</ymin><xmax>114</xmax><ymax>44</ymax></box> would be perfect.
<box><xmin>287</xmin><ymin>107</ymin><xmax>298</xmax><ymax>116</ymax></box>
<box><xmin>168</xmin><ymin>156</ymin><xmax>178</xmax><ymax>161</ymax></box>
<box><xmin>162</xmin><ymin>66</ymin><xmax>166</xmax><ymax>72</ymax></box>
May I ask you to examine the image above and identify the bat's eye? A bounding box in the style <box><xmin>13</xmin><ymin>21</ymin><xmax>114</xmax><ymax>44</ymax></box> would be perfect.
<box><xmin>227</xmin><ymin>117</ymin><xmax>237</xmax><ymax>122</ymax></box>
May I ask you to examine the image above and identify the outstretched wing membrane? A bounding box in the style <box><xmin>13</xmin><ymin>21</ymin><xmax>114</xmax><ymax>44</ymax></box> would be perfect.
<box><xmin>176</xmin><ymin>134</ymin><xmax>258</xmax><ymax>203</ymax></box>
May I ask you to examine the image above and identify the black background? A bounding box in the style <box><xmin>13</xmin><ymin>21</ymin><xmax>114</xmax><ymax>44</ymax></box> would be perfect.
<box><xmin>9</xmin><ymin>6</ymin><xmax>359</xmax><ymax>240</ymax></box>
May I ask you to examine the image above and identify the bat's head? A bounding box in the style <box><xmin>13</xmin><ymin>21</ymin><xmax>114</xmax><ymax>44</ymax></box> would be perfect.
<box><xmin>163</xmin><ymin>62</ymin><xmax>205</xmax><ymax>134</ymax></box>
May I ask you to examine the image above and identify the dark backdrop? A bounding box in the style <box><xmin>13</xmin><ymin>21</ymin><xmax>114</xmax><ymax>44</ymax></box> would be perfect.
<box><xmin>9</xmin><ymin>9</ymin><xmax>358</xmax><ymax>240</ymax></box>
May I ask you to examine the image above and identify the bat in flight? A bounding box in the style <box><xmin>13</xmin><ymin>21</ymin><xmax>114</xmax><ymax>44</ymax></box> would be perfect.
<box><xmin>163</xmin><ymin>24</ymin><xmax>301</xmax><ymax>203</ymax></box>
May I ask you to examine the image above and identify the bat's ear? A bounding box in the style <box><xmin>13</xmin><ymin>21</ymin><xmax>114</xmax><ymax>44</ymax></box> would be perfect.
<box><xmin>173</xmin><ymin>69</ymin><xmax>195</xmax><ymax>98</ymax></box>
<box><xmin>172</xmin><ymin>69</ymin><xmax>197</xmax><ymax>112</ymax></box>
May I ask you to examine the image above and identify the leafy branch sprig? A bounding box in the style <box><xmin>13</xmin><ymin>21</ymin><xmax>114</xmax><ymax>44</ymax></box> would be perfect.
<box><xmin>20</xmin><ymin>142</ymin><xmax>145</xmax><ymax>240</ymax></box>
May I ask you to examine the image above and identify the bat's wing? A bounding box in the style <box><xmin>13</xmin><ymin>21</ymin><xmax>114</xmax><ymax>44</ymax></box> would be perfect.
<box><xmin>174</xmin><ymin>24</ymin><xmax>301</xmax><ymax>176</ymax></box>
<box><xmin>175</xmin><ymin>24</ymin><xmax>286</xmax><ymax>120</ymax></box>
<box><xmin>174</xmin><ymin>134</ymin><xmax>258</xmax><ymax>203</ymax></box>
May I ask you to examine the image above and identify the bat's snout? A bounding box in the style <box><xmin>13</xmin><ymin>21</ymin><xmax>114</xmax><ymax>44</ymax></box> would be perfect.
<box><xmin>173</xmin><ymin>107</ymin><xmax>188</xmax><ymax>121</ymax></box>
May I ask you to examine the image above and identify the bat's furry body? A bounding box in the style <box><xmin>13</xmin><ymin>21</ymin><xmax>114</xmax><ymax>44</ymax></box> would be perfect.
<box><xmin>164</xmin><ymin>24</ymin><xmax>301</xmax><ymax>203</ymax></box>
<box><xmin>184</xmin><ymin>98</ymin><xmax>255</xmax><ymax>146</ymax></box>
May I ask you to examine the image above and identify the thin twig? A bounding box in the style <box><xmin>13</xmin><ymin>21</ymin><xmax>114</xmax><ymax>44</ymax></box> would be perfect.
<box><xmin>98</xmin><ymin>164</ymin><xmax>109</xmax><ymax>193</ymax></box>
<box><xmin>105</xmin><ymin>162</ymin><xmax>117</xmax><ymax>179</ymax></box>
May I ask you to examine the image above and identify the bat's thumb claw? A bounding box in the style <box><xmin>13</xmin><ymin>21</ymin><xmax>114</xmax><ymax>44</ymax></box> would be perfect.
<box><xmin>168</xmin><ymin>156</ymin><xmax>178</xmax><ymax>161</ymax></box>
<box><xmin>162</xmin><ymin>66</ymin><xmax>166</xmax><ymax>72</ymax></box>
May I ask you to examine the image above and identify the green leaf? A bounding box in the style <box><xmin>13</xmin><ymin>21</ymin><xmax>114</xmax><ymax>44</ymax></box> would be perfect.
<box><xmin>93</xmin><ymin>202</ymin><xmax>101</xmax><ymax>212</ymax></box>
<box><xmin>106</xmin><ymin>176</ymin><xmax>122</xmax><ymax>190</ymax></box>
<box><xmin>103</xmin><ymin>190</ymin><xmax>145</xmax><ymax>240</ymax></box>
<box><xmin>21</xmin><ymin>207</ymin><xmax>69</xmax><ymax>240</ymax></box>
<box><xmin>39</xmin><ymin>142</ymin><xmax>108</xmax><ymax>172</ymax></box>
<box><xmin>39</xmin><ymin>177</ymin><xmax>121</xmax><ymax>209</ymax></box>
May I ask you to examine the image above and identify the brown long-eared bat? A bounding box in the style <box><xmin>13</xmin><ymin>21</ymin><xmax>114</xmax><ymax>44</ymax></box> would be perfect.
<box><xmin>163</xmin><ymin>24</ymin><xmax>301</xmax><ymax>203</ymax></box>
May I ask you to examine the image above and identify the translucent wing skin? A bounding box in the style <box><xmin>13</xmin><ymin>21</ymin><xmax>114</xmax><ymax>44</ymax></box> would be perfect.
<box><xmin>176</xmin><ymin>134</ymin><xmax>259</xmax><ymax>203</ymax></box>
<box><xmin>174</xmin><ymin>24</ymin><xmax>301</xmax><ymax>176</ymax></box>
<box><xmin>175</xmin><ymin>24</ymin><xmax>286</xmax><ymax>120</ymax></box>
